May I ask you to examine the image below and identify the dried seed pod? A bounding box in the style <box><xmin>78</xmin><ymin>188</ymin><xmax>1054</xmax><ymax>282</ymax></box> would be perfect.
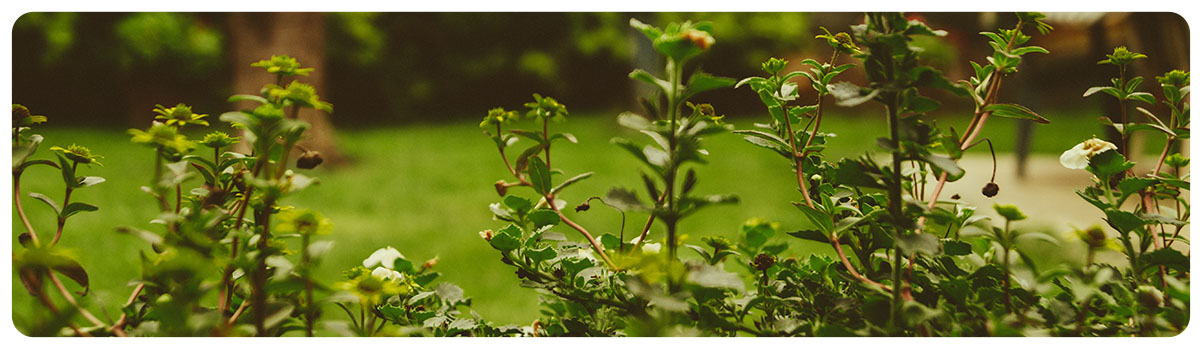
<box><xmin>752</xmin><ymin>254</ymin><xmax>776</xmax><ymax>271</ymax></box>
<box><xmin>494</xmin><ymin>180</ymin><xmax>508</xmax><ymax>196</ymax></box>
<box><xmin>982</xmin><ymin>182</ymin><xmax>999</xmax><ymax>197</ymax></box>
<box><xmin>1084</xmin><ymin>227</ymin><xmax>1108</xmax><ymax>248</ymax></box>
<box><xmin>1137</xmin><ymin>286</ymin><xmax>1164</xmax><ymax>310</ymax></box>
<box><xmin>296</xmin><ymin>150</ymin><xmax>324</xmax><ymax>169</ymax></box>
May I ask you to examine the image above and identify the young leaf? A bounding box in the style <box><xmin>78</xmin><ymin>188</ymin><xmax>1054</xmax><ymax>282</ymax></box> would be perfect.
<box><xmin>60</xmin><ymin>202</ymin><xmax>98</xmax><ymax>219</ymax></box>
<box><xmin>527</xmin><ymin>156</ymin><xmax>552</xmax><ymax>196</ymax></box>
<box><xmin>983</xmin><ymin>103</ymin><xmax>1049</xmax><ymax>124</ymax></box>
<box><xmin>28</xmin><ymin>192</ymin><xmax>61</xmax><ymax>214</ymax></box>
<box><xmin>529</xmin><ymin>209</ymin><xmax>561</xmax><ymax>228</ymax></box>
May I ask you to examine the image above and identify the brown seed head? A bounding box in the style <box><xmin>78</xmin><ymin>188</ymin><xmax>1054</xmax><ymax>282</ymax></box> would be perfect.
<box><xmin>982</xmin><ymin>182</ymin><xmax>999</xmax><ymax>197</ymax></box>
<box><xmin>296</xmin><ymin>150</ymin><xmax>324</xmax><ymax>169</ymax></box>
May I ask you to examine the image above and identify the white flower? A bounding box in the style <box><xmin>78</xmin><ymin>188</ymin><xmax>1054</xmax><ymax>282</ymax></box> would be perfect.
<box><xmin>371</xmin><ymin>266</ymin><xmax>404</xmax><ymax>281</ymax></box>
<box><xmin>642</xmin><ymin>243</ymin><xmax>662</xmax><ymax>254</ymax></box>
<box><xmin>363</xmin><ymin>246</ymin><xmax>405</xmax><ymax>269</ymax></box>
<box><xmin>1060</xmin><ymin>138</ymin><xmax>1118</xmax><ymax>169</ymax></box>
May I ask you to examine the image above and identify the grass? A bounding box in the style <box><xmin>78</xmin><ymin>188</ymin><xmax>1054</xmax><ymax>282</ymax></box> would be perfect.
<box><xmin>11</xmin><ymin>109</ymin><xmax>1137</xmax><ymax>327</ymax></box>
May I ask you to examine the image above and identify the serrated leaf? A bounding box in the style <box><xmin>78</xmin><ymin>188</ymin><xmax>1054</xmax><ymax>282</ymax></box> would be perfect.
<box><xmin>489</xmin><ymin>227</ymin><xmax>522</xmax><ymax>252</ymax></box>
<box><xmin>943</xmin><ymin>240</ymin><xmax>972</xmax><ymax>256</ymax></box>
<box><xmin>529</xmin><ymin>209</ymin><xmax>561</xmax><ymax>228</ymax></box>
<box><xmin>795</xmin><ymin>203</ymin><xmax>833</xmax><ymax>234</ymax></box>
<box><xmin>435</xmin><ymin>282</ymin><xmax>465</xmax><ymax>304</ymax></box>
<box><xmin>895</xmin><ymin>233</ymin><xmax>940</xmax><ymax>255</ymax></box>
<box><xmin>686</xmin><ymin>72</ymin><xmax>736</xmax><ymax>98</ymax></box>
<box><xmin>603</xmin><ymin>187</ymin><xmax>645</xmax><ymax>211</ymax></box>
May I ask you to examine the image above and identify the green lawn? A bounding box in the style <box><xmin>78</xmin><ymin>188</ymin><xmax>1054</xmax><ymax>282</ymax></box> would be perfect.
<box><xmin>11</xmin><ymin>110</ymin><xmax>1127</xmax><ymax>327</ymax></box>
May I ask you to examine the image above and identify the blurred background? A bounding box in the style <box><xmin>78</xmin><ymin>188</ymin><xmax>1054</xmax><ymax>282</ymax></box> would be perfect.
<box><xmin>10</xmin><ymin>12</ymin><xmax>1190</xmax><ymax>326</ymax></box>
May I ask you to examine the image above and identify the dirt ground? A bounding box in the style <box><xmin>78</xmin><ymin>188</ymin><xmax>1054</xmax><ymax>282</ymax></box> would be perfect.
<box><xmin>936</xmin><ymin>153</ymin><xmax>1190</xmax><ymax>251</ymax></box>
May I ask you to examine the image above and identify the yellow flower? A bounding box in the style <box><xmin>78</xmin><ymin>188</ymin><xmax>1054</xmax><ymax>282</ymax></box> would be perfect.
<box><xmin>49</xmin><ymin>144</ymin><xmax>103</xmax><ymax>166</ymax></box>
<box><xmin>152</xmin><ymin>103</ymin><xmax>209</xmax><ymax>127</ymax></box>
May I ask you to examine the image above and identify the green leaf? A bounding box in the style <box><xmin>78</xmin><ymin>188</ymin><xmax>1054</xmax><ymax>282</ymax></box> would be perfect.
<box><xmin>744</xmin><ymin>224</ymin><xmax>774</xmax><ymax>248</ymax></box>
<box><xmin>1117</xmin><ymin>177</ymin><xmax>1156</xmax><ymax>204</ymax></box>
<box><xmin>895</xmin><ymin>233</ymin><xmax>940</xmax><ymax>255</ymax></box>
<box><xmin>392</xmin><ymin>257</ymin><xmax>415</xmax><ymax>274</ymax></box>
<box><xmin>1088</xmin><ymin>150</ymin><xmax>1133</xmax><ymax>180</ymax></box>
<box><xmin>551</xmin><ymin>172</ymin><xmax>593</xmax><ymax>195</ymax></box>
<box><xmin>528</xmin><ymin>209</ymin><xmax>561</xmax><ymax>228</ymax></box>
<box><xmin>1083</xmin><ymin>86</ymin><xmax>1121</xmax><ymax>99</ymax></box>
<box><xmin>227</xmin><ymin>94</ymin><xmax>268</xmax><ymax>104</ymax></box>
<box><xmin>686</xmin><ymin>264</ymin><xmax>745</xmax><ymax>292</ymax></box>
<box><xmin>943</xmin><ymin>240</ymin><xmax>972</xmax><ymax>256</ymax></box>
<box><xmin>794</xmin><ymin>203</ymin><xmax>833</xmax><ymax>234</ymax></box>
<box><xmin>686</xmin><ymin>72</ymin><xmax>736</xmax><ymax>98</ymax></box>
<box><xmin>434</xmin><ymin>282</ymin><xmax>465</xmax><ymax>304</ymax></box>
<box><xmin>60</xmin><ymin>202</ymin><xmax>98</xmax><ymax>219</ymax></box>
<box><xmin>28</xmin><ymin>192</ymin><xmax>61</xmax><ymax>214</ymax></box>
<box><xmin>1010</xmin><ymin>46</ymin><xmax>1049</xmax><ymax>56</ymax></box>
<box><xmin>983</xmin><ymin>103</ymin><xmax>1049</xmax><ymax>124</ymax></box>
<box><xmin>527</xmin><ymin>156</ymin><xmax>552</xmax><ymax>195</ymax></box>
<box><xmin>629</xmin><ymin>69</ymin><xmax>670</xmax><ymax>93</ymax></box>
<box><xmin>1127</xmin><ymin>92</ymin><xmax>1156</xmax><ymax>105</ymax></box>
<box><xmin>734</xmin><ymin>130</ymin><xmax>792</xmax><ymax>158</ymax></box>
<box><xmin>413</xmin><ymin>272</ymin><xmax>441</xmax><ymax>287</ymax></box>
<box><xmin>829</xmin><ymin>82</ymin><xmax>879</xmax><ymax>107</ymax></box>
<box><xmin>919</xmin><ymin>154</ymin><xmax>964</xmax><ymax>181</ymax></box>
<box><xmin>115</xmin><ymin>226</ymin><xmax>163</xmax><ymax>246</ymax></box>
<box><xmin>55</xmin><ymin>153</ymin><xmax>74</xmax><ymax>188</ymax></box>
<box><xmin>1140</xmin><ymin>249</ymin><xmax>1189</xmax><ymax>273</ymax></box>
<box><xmin>1104</xmin><ymin>209</ymin><xmax>1145</xmax><ymax>235</ymax></box>
<box><xmin>993</xmin><ymin>204</ymin><xmax>1027</xmax><ymax>221</ymax></box>
<box><xmin>489</xmin><ymin>225</ymin><xmax>522</xmax><ymax>252</ymax></box>
<box><xmin>503</xmin><ymin>195</ymin><xmax>533</xmax><ymax>213</ymax></box>
<box><xmin>603</xmin><ymin>187</ymin><xmax>645</xmax><ymax>211</ymax></box>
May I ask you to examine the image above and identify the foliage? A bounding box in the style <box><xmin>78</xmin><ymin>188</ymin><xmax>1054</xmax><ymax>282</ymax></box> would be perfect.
<box><xmin>13</xmin><ymin>12</ymin><xmax>1190</xmax><ymax>338</ymax></box>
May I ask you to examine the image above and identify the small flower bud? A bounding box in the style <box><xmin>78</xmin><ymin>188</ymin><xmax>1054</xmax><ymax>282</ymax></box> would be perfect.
<box><xmin>574</xmin><ymin>202</ymin><xmax>590</xmax><ymax>212</ymax></box>
<box><xmin>479</xmin><ymin>229</ymin><xmax>494</xmax><ymax>241</ymax></box>
<box><xmin>296</xmin><ymin>150</ymin><xmax>323</xmax><ymax>169</ymax></box>
<box><xmin>684</xmin><ymin>29</ymin><xmax>714</xmax><ymax>50</ymax></box>
<box><xmin>1083</xmin><ymin>226</ymin><xmax>1107</xmax><ymax>248</ymax></box>
<box><xmin>752</xmin><ymin>254</ymin><xmax>776</xmax><ymax>271</ymax></box>
<box><xmin>494</xmin><ymin>180</ymin><xmax>509</xmax><ymax>196</ymax></box>
<box><xmin>982</xmin><ymin>182</ymin><xmax>999</xmax><ymax>197</ymax></box>
<box><xmin>422</xmin><ymin>256</ymin><xmax>439</xmax><ymax>270</ymax></box>
<box><xmin>810</xmin><ymin>174</ymin><xmax>823</xmax><ymax>182</ymax></box>
<box><xmin>1137</xmin><ymin>285</ymin><xmax>1164</xmax><ymax>310</ymax></box>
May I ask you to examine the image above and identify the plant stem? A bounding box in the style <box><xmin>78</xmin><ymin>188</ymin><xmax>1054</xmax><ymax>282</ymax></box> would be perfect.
<box><xmin>664</xmin><ymin>57</ymin><xmax>683</xmax><ymax>259</ymax></box>
<box><xmin>302</xmin><ymin>233</ymin><xmax>315</xmax><ymax>337</ymax></box>
<box><xmin>14</xmin><ymin>175</ymin><xmax>42</xmax><ymax>247</ymax></box>
<box><xmin>886</xmin><ymin>95</ymin><xmax>906</xmax><ymax>333</ymax></box>
<box><xmin>49</xmin><ymin>162</ymin><xmax>78</xmax><ymax>247</ymax></box>
<box><xmin>47</xmin><ymin>272</ymin><xmax>106</xmax><ymax>327</ymax></box>
<box><xmin>110</xmin><ymin>282</ymin><xmax>144</xmax><ymax>335</ymax></box>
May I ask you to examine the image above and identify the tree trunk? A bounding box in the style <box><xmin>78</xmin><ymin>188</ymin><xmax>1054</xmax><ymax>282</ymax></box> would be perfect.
<box><xmin>228</xmin><ymin>12</ymin><xmax>345</xmax><ymax>165</ymax></box>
